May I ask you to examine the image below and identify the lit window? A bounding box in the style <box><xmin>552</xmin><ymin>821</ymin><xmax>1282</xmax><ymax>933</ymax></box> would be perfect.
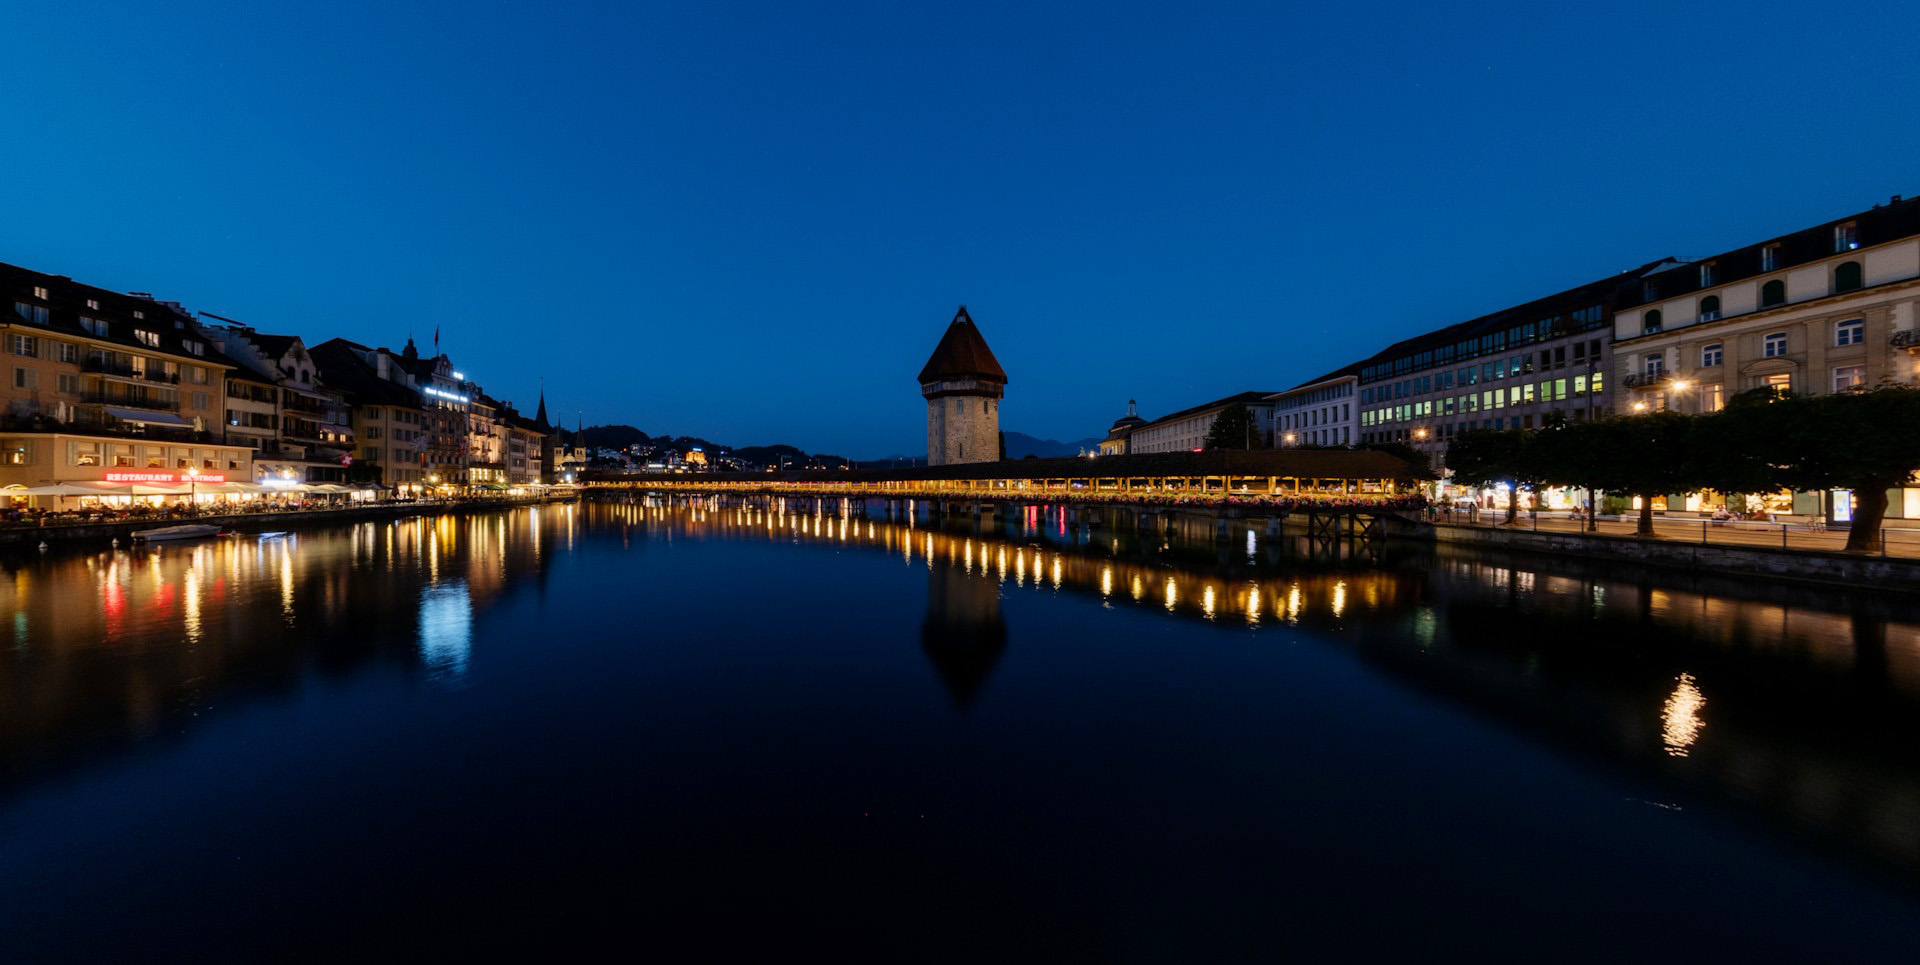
<box><xmin>1700</xmin><ymin>343</ymin><xmax>1723</xmax><ymax>367</ymax></box>
<box><xmin>1763</xmin><ymin>332</ymin><xmax>1788</xmax><ymax>357</ymax></box>
<box><xmin>1835</xmin><ymin>319</ymin><xmax>1864</xmax><ymax>346</ymax></box>
<box><xmin>85</xmin><ymin>298</ymin><xmax>99</xmax><ymax>310</ymax></box>
<box><xmin>1835</xmin><ymin>221</ymin><xmax>1858</xmax><ymax>252</ymax></box>
<box><xmin>1832</xmin><ymin>365</ymin><xmax>1866</xmax><ymax>392</ymax></box>
<box><xmin>1703</xmin><ymin>384</ymin><xmax>1725</xmax><ymax>412</ymax></box>
<box><xmin>134</xmin><ymin>330</ymin><xmax>161</xmax><ymax>348</ymax></box>
<box><xmin>1763</xmin><ymin>373</ymin><xmax>1792</xmax><ymax>397</ymax></box>
<box><xmin>32</xmin><ymin>286</ymin><xmax>48</xmax><ymax>299</ymax></box>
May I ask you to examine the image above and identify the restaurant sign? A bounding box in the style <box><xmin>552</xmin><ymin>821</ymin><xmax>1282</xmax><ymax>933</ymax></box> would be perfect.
<box><xmin>103</xmin><ymin>471</ymin><xmax>228</xmax><ymax>485</ymax></box>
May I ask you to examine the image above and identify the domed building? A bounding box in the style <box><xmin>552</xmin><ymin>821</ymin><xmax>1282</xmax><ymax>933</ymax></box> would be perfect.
<box><xmin>1099</xmin><ymin>399</ymin><xmax>1146</xmax><ymax>455</ymax></box>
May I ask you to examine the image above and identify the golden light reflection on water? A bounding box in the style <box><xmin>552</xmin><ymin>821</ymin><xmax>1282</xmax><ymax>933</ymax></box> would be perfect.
<box><xmin>1201</xmin><ymin>585</ymin><xmax>1217</xmax><ymax>621</ymax></box>
<box><xmin>1246</xmin><ymin>584</ymin><xmax>1261</xmax><ymax>627</ymax></box>
<box><xmin>1661</xmin><ymin>673</ymin><xmax>1707</xmax><ymax>757</ymax></box>
<box><xmin>1164</xmin><ymin>577</ymin><xmax>1178</xmax><ymax>612</ymax></box>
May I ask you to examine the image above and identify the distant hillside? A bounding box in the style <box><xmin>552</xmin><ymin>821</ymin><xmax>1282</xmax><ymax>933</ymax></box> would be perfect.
<box><xmin>1003</xmin><ymin>431</ymin><xmax>1103</xmax><ymax>459</ymax></box>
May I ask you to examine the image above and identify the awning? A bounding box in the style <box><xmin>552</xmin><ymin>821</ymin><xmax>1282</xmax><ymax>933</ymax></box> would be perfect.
<box><xmin>104</xmin><ymin>407</ymin><xmax>193</xmax><ymax>427</ymax></box>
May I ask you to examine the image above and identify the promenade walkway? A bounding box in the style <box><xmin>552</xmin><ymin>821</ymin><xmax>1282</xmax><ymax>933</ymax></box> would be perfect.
<box><xmin>1436</xmin><ymin>509</ymin><xmax>1920</xmax><ymax>559</ymax></box>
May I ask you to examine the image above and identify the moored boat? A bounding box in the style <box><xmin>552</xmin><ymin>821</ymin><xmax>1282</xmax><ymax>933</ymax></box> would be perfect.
<box><xmin>131</xmin><ymin>524</ymin><xmax>224</xmax><ymax>542</ymax></box>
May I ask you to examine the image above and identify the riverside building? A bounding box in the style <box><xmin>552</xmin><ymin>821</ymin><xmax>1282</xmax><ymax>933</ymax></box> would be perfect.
<box><xmin>1271</xmin><ymin>370</ymin><xmax>1358</xmax><ymax>448</ymax></box>
<box><xmin>1126</xmin><ymin>391</ymin><xmax>1279</xmax><ymax>454</ymax></box>
<box><xmin>0</xmin><ymin>263</ymin><xmax>257</xmax><ymax>503</ymax></box>
<box><xmin>1353</xmin><ymin>263</ymin><xmax>1671</xmax><ymax>484</ymax></box>
<box><xmin>1612</xmin><ymin>194</ymin><xmax>1920</xmax><ymax>521</ymax></box>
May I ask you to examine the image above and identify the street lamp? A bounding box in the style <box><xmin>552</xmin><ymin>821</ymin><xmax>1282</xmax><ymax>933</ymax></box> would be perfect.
<box><xmin>1632</xmin><ymin>401</ymin><xmax>1649</xmax><ymax>413</ymax></box>
<box><xmin>1413</xmin><ymin>428</ymin><xmax>1428</xmax><ymax>441</ymax></box>
<box><xmin>1283</xmin><ymin>433</ymin><xmax>1296</xmax><ymax>446</ymax></box>
<box><xmin>186</xmin><ymin>466</ymin><xmax>198</xmax><ymax>505</ymax></box>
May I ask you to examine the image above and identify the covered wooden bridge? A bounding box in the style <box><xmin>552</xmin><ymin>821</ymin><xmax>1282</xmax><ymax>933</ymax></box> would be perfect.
<box><xmin>582</xmin><ymin>449</ymin><xmax>1433</xmax><ymax>507</ymax></box>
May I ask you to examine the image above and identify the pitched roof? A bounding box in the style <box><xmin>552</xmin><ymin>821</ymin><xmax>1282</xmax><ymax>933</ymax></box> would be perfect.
<box><xmin>309</xmin><ymin>339</ymin><xmax>420</xmax><ymax>408</ymax></box>
<box><xmin>1135</xmin><ymin>391</ymin><xmax>1279</xmax><ymax>430</ymax></box>
<box><xmin>917</xmin><ymin>306</ymin><xmax>1007</xmax><ymax>384</ymax></box>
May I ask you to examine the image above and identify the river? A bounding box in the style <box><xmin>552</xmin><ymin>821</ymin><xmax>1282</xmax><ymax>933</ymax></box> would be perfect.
<box><xmin>1</xmin><ymin>497</ymin><xmax>1918</xmax><ymax>961</ymax></box>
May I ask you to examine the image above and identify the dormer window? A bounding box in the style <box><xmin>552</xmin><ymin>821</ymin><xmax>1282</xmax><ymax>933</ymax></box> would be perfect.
<box><xmin>1761</xmin><ymin>244</ymin><xmax>1780</xmax><ymax>271</ymax></box>
<box><xmin>1835</xmin><ymin>221</ymin><xmax>1858</xmax><ymax>252</ymax></box>
<box><xmin>1642</xmin><ymin>281</ymin><xmax>1658</xmax><ymax>301</ymax></box>
<box><xmin>79</xmin><ymin>316</ymin><xmax>109</xmax><ymax>336</ymax></box>
<box><xmin>85</xmin><ymin>299</ymin><xmax>99</xmax><ymax>310</ymax></box>
<box><xmin>31</xmin><ymin>286</ymin><xmax>47</xmax><ymax>299</ymax></box>
<box><xmin>132</xmin><ymin>310</ymin><xmax>143</xmax><ymax>319</ymax></box>
<box><xmin>134</xmin><ymin>329</ymin><xmax>161</xmax><ymax>348</ymax></box>
<box><xmin>1699</xmin><ymin>262</ymin><xmax>1716</xmax><ymax>287</ymax></box>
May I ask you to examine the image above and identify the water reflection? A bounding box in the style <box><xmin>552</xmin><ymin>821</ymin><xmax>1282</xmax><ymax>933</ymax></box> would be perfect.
<box><xmin>4</xmin><ymin>495</ymin><xmax>1920</xmax><ymax>893</ymax></box>
<box><xmin>595</xmin><ymin>493</ymin><xmax>1920</xmax><ymax>879</ymax></box>
<box><xmin>0</xmin><ymin>509</ymin><xmax>563</xmax><ymax>787</ymax></box>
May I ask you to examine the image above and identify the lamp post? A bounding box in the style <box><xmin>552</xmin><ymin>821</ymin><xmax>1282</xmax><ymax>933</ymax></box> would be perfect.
<box><xmin>186</xmin><ymin>466</ymin><xmax>198</xmax><ymax>509</ymax></box>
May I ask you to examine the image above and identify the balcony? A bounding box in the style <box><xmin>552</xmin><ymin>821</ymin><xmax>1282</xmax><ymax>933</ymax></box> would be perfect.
<box><xmin>1893</xmin><ymin>330</ymin><xmax>1918</xmax><ymax>349</ymax></box>
<box><xmin>82</xmin><ymin>359</ymin><xmax>180</xmax><ymax>384</ymax></box>
<box><xmin>1621</xmin><ymin>372</ymin><xmax>1671</xmax><ymax>389</ymax></box>
<box><xmin>0</xmin><ymin>412</ymin><xmax>215</xmax><ymax>444</ymax></box>
<box><xmin>80</xmin><ymin>391</ymin><xmax>179</xmax><ymax>411</ymax></box>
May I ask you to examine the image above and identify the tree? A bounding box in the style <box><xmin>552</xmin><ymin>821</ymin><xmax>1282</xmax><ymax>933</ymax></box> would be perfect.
<box><xmin>1446</xmin><ymin>429</ymin><xmax>1534</xmax><ymax>524</ymax></box>
<box><xmin>1583</xmin><ymin>412</ymin><xmax>1705</xmax><ymax>537</ymax></box>
<box><xmin>1203</xmin><ymin>404</ymin><xmax>1262</xmax><ymax>450</ymax></box>
<box><xmin>1726</xmin><ymin>386</ymin><xmax>1920</xmax><ymax>551</ymax></box>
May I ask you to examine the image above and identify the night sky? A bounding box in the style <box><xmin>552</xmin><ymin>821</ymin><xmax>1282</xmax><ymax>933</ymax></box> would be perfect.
<box><xmin>6</xmin><ymin>0</ymin><xmax>1918</xmax><ymax>457</ymax></box>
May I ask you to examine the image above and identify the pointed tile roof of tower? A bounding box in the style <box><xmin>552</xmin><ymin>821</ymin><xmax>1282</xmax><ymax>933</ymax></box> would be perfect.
<box><xmin>917</xmin><ymin>305</ymin><xmax>1008</xmax><ymax>385</ymax></box>
<box><xmin>534</xmin><ymin>387</ymin><xmax>550</xmax><ymax>431</ymax></box>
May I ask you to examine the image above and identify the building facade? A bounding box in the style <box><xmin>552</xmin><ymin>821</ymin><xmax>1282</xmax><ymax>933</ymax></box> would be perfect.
<box><xmin>920</xmin><ymin>306</ymin><xmax>1007</xmax><ymax>466</ymax></box>
<box><xmin>1353</xmin><ymin>265</ymin><xmax>1655</xmax><ymax>475</ymax></box>
<box><xmin>1271</xmin><ymin>372</ymin><xmax>1358</xmax><ymax>448</ymax></box>
<box><xmin>1</xmin><ymin>263</ymin><xmax>254</xmax><ymax>498</ymax></box>
<box><xmin>1613</xmin><ymin>194</ymin><xmax>1920</xmax><ymax>518</ymax></box>
<box><xmin>1098</xmin><ymin>399</ymin><xmax>1147</xmax><ymax>455</ymax></box>
<box><xmin>1127</xmin><ymin>391</ymin><xmax>1278</xmax><ymax>454</ymax></box>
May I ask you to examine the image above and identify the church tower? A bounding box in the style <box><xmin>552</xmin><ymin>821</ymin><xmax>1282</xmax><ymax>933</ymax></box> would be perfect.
<box><xmin>918</xmin><ymin>306</ymin><xmax>1007</xmax><ymax>466</ymax></box>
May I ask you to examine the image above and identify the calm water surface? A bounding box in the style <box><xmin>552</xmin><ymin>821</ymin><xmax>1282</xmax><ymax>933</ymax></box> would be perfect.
<box><xmin>2</xmin><ymin>497</ymin><xmax>1920</xmax><ymax>961</ymax></box>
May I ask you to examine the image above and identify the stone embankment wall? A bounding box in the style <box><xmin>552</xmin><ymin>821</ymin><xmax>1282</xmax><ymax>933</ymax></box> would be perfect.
<box><xmin>1417</xmin><ymin>521</ymin><xmax>1920</xmax><ymax>591</ymax></box>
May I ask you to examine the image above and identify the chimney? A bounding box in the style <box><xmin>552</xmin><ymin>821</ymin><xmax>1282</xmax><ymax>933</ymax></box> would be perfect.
<box><xmin>376</xmin><ymin>354</ymin><xmax>390</xmax><ymax>379</ymax></box>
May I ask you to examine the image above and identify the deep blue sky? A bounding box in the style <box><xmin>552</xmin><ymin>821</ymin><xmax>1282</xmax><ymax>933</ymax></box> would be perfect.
<box><xmin>5</xmin><ymin>1</ymin><xmax>1917</xmax><ymax>457</ymax></box>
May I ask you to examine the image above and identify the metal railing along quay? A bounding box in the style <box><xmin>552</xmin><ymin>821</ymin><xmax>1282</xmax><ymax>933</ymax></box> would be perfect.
<box><xmin>1434</xmin><ymin>508</ymin><xmax>1920</xmax><ymax>559</ymax></box>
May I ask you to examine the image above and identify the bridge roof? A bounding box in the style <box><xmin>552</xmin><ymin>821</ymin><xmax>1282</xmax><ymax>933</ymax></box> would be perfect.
<box><xmin>588</xmin><ymin>448</ymin><xmax>1436</xmax><ymax>485</ymax></box>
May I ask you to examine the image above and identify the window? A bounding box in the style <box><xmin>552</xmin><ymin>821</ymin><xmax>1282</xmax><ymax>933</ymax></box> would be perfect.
<box><xmin>1761</xmin><ymin>279</ymin><xmax>1786</xmax><ymax>307</ymax></box>
<box><xmin>1699</xmin><ymin>295</ymin><xmax>1721</xmax><ymax>321</ymax></box>
<box><xmin>14</xmin><ymin>302</ymin><xmax>49</xmax><ymax>325</ymax></box>
<box><xmin>1832</xmin><ymin>365</ymin><xmax>1866</xmax><ymax>392</ymax></box>
<box><xmin>1643</xmin><ymin>354</ymin><xmax>1665</xmax><ymax>377</ymax></box>
<box><xmin>1699</xmin><ymin>262</ymin><xmax>1717</xmax><ymax>287</ymax></box>
<box><xmin>1761</xmin><ymin>244</ymin><xmax>1780</xmax><ymax>271</ymax></box>
<box><xmin>1833</xmin><ymin>261</ymin><xmax>1863</xmax><ymax>292</ymax></box>
<box><xmin>1835</xmin><ymin>221</ymin><xmax>1858</xmax><ymax>252</ymax></box>
<box><xmin>1763</xmin><ymin>373</ymin><xmax>1792</xmax><ymax>397</ymax></box>
<box><xmin>132</xmin><ymin>309</ymin><xmax>144</xmax><ymax>319</ymax></box>
<box><xmin>13</xmin><ymin>367</ymin><xmax>35</xmax><ymax>389</ymax></box>
<box><xmin>1763</xmin><ymin>332</ymin><xmax>1788</xmax><ymax>357</ymax></box>
<box><xmin>32</xmin><ymin>286</ymin><xmax>48</xmax><ymax>299</ymax></box>
<box><xmin>1643</xmin><ymin>282</ymin><xmax>1658</xmax><ymax>301</ymax></box>
<box><xmin>11</xmin><ymin>334</ymin><xmax>36</xmax><ymax>357</ymax></box>
<box><xmin>1835</xmin><ymin>319</ymin><xmax>1864</xmax><ymax>346</ymax></box>
<box><xmin>57</xmin><ymin>342</ymin><xmax>77</xmax><ymax>363</ymax></box>
<box><xmin>133</xmin><ymin>329</ymin><xmax>161</xmax><ymax>348</ymax></box>
<box><xmin>56</xmin><ymin>374</ymin><xmax>80</xmax><ymax>395</ymax></box>
<box><xmin>1701</xmin><ymin>343</ymin><xmax>1723</xmax><ymax>367</ymax></box>
<box><xmin>1703</xmin><ymin>384</ymin><xmax>1725</xmax><ymax>412</ymax></box>
<box><xmin>79</xmin><ymin>316</ymin><xmax>109</xmax><ymax>336</ymax></box>
<box><xmin>1643</xmin><ymin>309</ymin><xmax>1663</xmax><ymax>333</ymax></box>
<box><xmin>85</xmin><ymin>298</ymin><xmax>99</xmax><ymax>310</ymax></box>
